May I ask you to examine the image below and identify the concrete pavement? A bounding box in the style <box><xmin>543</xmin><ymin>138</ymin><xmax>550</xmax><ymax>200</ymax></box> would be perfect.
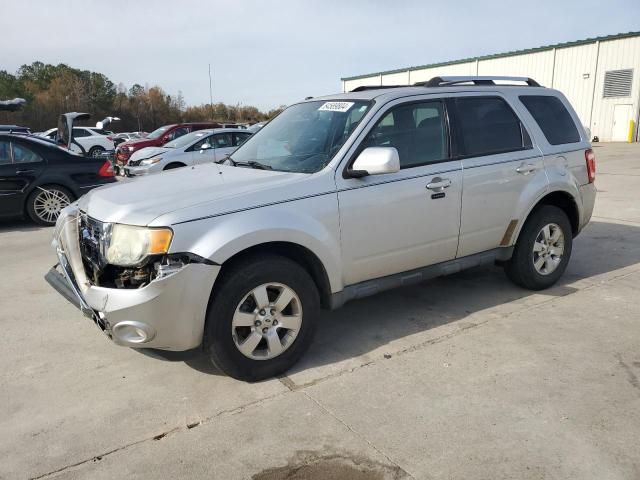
<box><xmin>1</xmin><ymin>143</ymin><xmax>639</xmax><ymax>480</ymax></box>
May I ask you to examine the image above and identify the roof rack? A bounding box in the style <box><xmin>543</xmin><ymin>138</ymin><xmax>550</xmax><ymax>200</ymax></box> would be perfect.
<box><xmin>349</xmin><ymin>76</ymin><xmax>541</xmax><ymax>93</ymax></box>
<box><xmin>417</xmin><ymin>76</ymin><xmax>541</xmax><ymax>87</ymax></box>
<box><xmin>350</xmin><ymin>85</ymin><xmax>407</xmax><ymax>92</ymax></box>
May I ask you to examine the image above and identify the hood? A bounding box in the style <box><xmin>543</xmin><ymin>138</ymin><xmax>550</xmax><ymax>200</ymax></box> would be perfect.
<box><xmin>77</xmin><ymin>163</ymin><xmax>320</xmax><ymax>226</ymax></box>
<box><xmin>119</xmin><ymin>137</ymin><xmax>158</xmax><ymax>150</ymax></box>
<box><xmin>129</xmin><ymin>146</ymin><xmax>171</xmax><ymax>162</ymax></box>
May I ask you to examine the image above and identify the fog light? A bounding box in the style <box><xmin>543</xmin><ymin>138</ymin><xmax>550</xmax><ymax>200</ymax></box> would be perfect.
<box><xmin>112</xmin><ymin>321</ymin><xmax>156</xmax><ymax>344</ymax></box>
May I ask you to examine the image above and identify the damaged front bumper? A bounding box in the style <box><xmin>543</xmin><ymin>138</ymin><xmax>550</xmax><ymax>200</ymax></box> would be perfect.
<box><xmin>45</xmin><ymin>207</ymin><xmax>220</xmax><ymax>351</ymax></box>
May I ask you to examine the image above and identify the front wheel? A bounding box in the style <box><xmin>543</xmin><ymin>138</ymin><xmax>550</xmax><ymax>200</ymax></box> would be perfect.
<box><xmin>505</xmin><ymin>205</ymin><xmax>573</xmax><ymax>290</ymax></box>
<box><xmin>204</xmin><ymin>255</ymin><xmax>319</xmax><ymax>381</ymax></box>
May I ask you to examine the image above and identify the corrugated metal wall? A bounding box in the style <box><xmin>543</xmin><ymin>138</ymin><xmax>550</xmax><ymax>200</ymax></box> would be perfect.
<box><xmin>342</xmin><ymin>36</ymin><xmax>640</xmax><ymax>141</ymax></box>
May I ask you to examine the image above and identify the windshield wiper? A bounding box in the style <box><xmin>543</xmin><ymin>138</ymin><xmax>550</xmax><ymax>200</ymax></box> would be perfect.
<box><xmin>234</xmin><ymin>160</ymin><xmax>272</xmax><ymax>170</ymax></box>
<box><xmin>215</xmin><ymin>155</ymin><xmax>236</xmax><ymax>165</ymax></box>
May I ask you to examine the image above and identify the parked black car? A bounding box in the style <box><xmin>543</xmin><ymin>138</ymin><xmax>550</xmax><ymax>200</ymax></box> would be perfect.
<box><xmin>0</xmin><ymin>133</ymin><xmax>116</xmax><ymax>226</ymax></box>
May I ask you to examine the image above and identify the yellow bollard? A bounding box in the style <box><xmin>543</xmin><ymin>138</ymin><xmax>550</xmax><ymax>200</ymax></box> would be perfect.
<box><xmin>629</xmin><ymin>120</ymin><xmax>635</xmax><ymax>143</ymax></box>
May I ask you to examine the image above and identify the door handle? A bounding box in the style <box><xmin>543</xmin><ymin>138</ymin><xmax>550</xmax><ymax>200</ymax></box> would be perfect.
<box><xmin>16</xmin><ymin>169</ymin><xmax>36</xmax><ymax>175</ymax></box>
<box><xmin>426</xmin><ymin>177</ymin><xmax>451</xmax><ymax>190</ymax></box>
<box><xmin>515</xmin><ymin>163</ymin><xmax>537</xmax><ymax>175</ymax></box>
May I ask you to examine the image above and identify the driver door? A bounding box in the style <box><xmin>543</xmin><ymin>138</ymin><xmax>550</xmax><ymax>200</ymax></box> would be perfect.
<box><xmin>336</xmin><ymin>98</ymin><xmax>463</xmax><ymax>286</ymax></box>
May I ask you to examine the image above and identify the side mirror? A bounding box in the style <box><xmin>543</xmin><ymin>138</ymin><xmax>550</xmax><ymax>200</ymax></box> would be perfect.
<box><xmin>349</xmin><ymin>147</ymin><xmax>400</xmax><ymax>178</ymax></box>
<box><xmin>200</xmin><ymin>143</ymin><xmax>211</xmax><ymax>151</ymax></box>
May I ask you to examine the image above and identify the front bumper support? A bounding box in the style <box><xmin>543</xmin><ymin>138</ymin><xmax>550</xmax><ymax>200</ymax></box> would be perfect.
<box><xmin>46</xmin><ymin>207</ymin><xmax>220</xmax><ymax>351</ymax></box>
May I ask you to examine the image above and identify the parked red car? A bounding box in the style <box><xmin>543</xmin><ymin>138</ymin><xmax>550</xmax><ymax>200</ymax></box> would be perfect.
<box><xmin>114</xmin><ymin>122</ymin><xmax>220</xmax><ymax>170</ymax></box>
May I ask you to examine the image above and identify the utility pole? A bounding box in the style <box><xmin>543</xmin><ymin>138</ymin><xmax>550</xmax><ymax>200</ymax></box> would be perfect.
<box><xmin>208</xmin><ymin>63</ymin><xmax>214</xmax><ymax>120</ymax></box>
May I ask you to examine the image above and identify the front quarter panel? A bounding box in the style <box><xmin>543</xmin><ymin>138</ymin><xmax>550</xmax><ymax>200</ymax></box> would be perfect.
<box><xmin>168</xmin><ymin>193</ymin><xmax>344</xmax><ymax>293</ymax></box>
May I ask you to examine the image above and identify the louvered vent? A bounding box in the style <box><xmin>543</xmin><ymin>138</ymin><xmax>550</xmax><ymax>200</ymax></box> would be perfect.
<box><xmin>603</xmin><ymin>69</ymin><xmax>633</xmax><ymax>98</ymax></box>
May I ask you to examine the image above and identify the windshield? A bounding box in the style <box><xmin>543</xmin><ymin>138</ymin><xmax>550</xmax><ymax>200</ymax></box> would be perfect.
<box><xmin>146</xmin><ymin>126</ymin><xmax>170</xmax><ymax>140</ymax></box>
<box><xmin>229</xmin><ymin>100</ymin><xmax>371</xmax><ymax>173</ymax></box>
<box><xmin>165</xmin><ymin>130</ymin><xmax>211</xmax><ymax>149</ymax></box>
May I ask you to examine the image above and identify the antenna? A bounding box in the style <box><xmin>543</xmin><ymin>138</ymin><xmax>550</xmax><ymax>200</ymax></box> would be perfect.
<box><xmin>208</xmin><ymin>63</ymin><xmax>214</xmax><ymax>120</ymax></box>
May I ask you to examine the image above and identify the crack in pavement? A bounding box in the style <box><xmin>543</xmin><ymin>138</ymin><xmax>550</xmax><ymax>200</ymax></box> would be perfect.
<box><xmin>301</xmin><ymin>390</ymin><xmax>419</xmax><ymax>480</ymax></box>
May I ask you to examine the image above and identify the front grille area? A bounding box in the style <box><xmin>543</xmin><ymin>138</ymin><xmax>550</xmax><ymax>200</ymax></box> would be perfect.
<box><xmin>78</xmin><ymin>213</ymin><xmax>108</xmax><ymax>275</ymax></box>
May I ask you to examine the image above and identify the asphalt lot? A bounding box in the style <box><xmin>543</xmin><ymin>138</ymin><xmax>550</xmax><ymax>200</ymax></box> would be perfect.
<box><xmin>1</xmin><ymin>143</ymin><xmax>640</xmax><ymax>480</ymax></box>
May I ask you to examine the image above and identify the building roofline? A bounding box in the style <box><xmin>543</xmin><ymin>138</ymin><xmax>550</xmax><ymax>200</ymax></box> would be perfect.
<box><xmin>341</xmin><ymin>31</ymin><xmax>640</xmax><ymax>82</ymax></box>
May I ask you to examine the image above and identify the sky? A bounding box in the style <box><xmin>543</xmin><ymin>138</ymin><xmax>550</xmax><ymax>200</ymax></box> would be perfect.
<box><xmin>3</xmin><ymin>0</ymin><xmax>640</xmax><ymax>111</ymax></box>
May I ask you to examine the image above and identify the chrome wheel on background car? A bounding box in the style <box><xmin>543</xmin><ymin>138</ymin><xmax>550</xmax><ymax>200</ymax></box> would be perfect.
<box><xmin>532</xmin><ymin>223</ymin><xmax>565</xmax><ymax>275</ymax></box>
<box><xmin>30</xmin><ymin>187</ymin><xmax>71</xmax><ymax>225</ymax></box>
<box><xmin>232</xmin><ymin>282</ymin><xmax>303</xmax><ymax>360</ymax></box>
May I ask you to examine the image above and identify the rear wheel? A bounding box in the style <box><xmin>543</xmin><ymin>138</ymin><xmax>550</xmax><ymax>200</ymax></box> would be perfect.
<box><xmin>505</xmin><ymin>205</ymin><xmax>573</xmax><ymax>290</ymax></box>
<box><xmin>88</xmin><ymin>146</ymin><xmax>105</xmax><ymax>158</ymax></box>
<box><xmin>204</xmin><ymin>255</ymin><xmax>319</xmax><ymax>381</ymax></box>
<box><xmin>26</xmin><ymin>185</ymin><xmax>73</xmax><ymax>226</ymax></box>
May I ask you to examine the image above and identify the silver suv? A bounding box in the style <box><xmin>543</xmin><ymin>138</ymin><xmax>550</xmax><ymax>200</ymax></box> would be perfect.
<box><xmin>46</xmin><ymin>76</ymin><xmax>597</xmax><ymax>381</ymax></box>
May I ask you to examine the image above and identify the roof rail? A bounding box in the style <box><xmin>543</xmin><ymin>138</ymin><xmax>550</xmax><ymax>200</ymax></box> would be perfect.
<box><xmin>418</xmin><ymin>76</ymin><xmax>541</xmax><ymax>87</ymax></box>
<box><xmin>350</xmin><ymin>85</ymin><xmax>407</xmax><ymax>92</ymax></box>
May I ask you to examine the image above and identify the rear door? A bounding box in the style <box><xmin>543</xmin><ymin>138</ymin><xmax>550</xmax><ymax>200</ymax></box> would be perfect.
<box><xmin>0</xmin><ymin>139</ymin><xmax>46</xmax><ymax>216</ymax></box>
<box><xmin>449</xmin><ymin>93</ymin><xmax>547</xmax><ymax>257</ymax></box>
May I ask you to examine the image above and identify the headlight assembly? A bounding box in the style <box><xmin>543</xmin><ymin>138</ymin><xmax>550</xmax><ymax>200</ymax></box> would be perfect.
<box><xmin>140</xmin><ymin>156</ymin><xmax>163</xmax><ymax>166</ymax></box>
<box><xmin>105</xmin><ymin>224</ymin><xmax>173</xmax><ymax>266</ymax></box>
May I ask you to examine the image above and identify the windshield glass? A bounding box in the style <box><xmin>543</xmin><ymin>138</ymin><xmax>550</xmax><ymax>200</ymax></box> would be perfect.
<box><xmin>229</xmin><ymin>100</ymin><xmax>371</xmax><ymax>173</ymax></box>
<box><xmin>165</xmin><ymin>130</ymin><xmax>211</xmax><ymax>149</ymax></box>
<box><xmin>146</xmin><ymin>126</ymin><xmax>170</xmax><ymax>140</ymax></box>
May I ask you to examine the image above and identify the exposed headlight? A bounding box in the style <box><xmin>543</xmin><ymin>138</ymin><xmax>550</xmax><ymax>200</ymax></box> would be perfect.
<box><xmin>140</xmin><ymin>156</ymin><xmax>163</xmax><ymax>166</ymax></box>
<box><xmin>105</xmin><ymin>224</ymin><xmax>173</xmax><ymax>266</ymax></box>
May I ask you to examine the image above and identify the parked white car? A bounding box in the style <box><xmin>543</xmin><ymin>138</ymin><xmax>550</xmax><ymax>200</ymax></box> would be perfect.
<box><xmin>124</xmin><ymin>128</ymin><xmax>252</xmax><ymax>176</ymax></box>
<box><xmin>40</xmin><ymin>127</ymin><xmax>115</xmax><ymax>157</ymax></box>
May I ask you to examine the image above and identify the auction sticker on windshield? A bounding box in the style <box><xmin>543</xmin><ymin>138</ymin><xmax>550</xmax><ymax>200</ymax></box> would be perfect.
<box><xmin>318</xmin><ymin>102</ymin><xmax>354</xmax><ymax>112</ymax></box>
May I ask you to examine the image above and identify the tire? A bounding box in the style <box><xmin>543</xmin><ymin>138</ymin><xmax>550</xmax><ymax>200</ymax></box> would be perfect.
<box><xmin>204</xmin><ymin>254</ymin><xmax>320</xmax><ymax>381</ymax></box>
<box><xmin>505</xmin><ymin>205</ymin><xmax>573</xmax><ymax>290</ymax></box>
<box><xmin>88</xmin><ymin>146</ymin><xmax>105</xmax><ymax>158</ymax></box>
<box><xmin>164</xmin><ymin>163</ymin><xmax>186</xmax><ymax>170</ymax></box>
<box><xmin>26</xmin><ymin>185</ymin><xmax>74</xmax><ymax>226</ymax></box>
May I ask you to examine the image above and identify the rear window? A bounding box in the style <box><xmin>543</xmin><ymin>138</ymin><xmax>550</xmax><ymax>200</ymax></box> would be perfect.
<box><xmin>519</xmin><ymin>95</ymin><xmax>580</xmax><ymax>145</ymax></box>
<box><xmin>453</xmin><ymin>97</ymin><xmax>526</xmax><ymax>157</ymax></box>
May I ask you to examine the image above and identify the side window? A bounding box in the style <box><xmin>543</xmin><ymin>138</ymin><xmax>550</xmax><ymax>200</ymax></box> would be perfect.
<box><xmin>213</xmin><ymin>133</ymin><xmax>233</xmax><ymax>148</ymax></box>
<box><xmin>12</xmin><ymin>143</ymin><xmax>43</xmax><ymax>164</ymax></box>
<box><xmin>167</xmin><ymin>127</ymin><xmax>189</xmax><ymax>142</ymax></box>
<box><xmin>519</xmin><ymin>95</ymin><xmax>581</xmax><ymax>145</ymax></box>
<box><xmin>233</xmin><ymin>132</ymin><xmax>251</xmax><ymax>147</ymax></box>
<box><xmin>0</xmin><ymin>141</ymin><xmax>11</xmax><ymax>165</ymax></box>
<box><xmin>72</xmin><ymin>128</ymin><xmax>90</xmax><ymax>138</ymax></box>
<box><xmin>364</xmin><ymin>101</ymin><xmax>448</xmax><ymax>168</ymax></box>
<box><xmin>453</xmin><ymin>97</ymin><xmax>526</xmax><ymax>157</ymax></box>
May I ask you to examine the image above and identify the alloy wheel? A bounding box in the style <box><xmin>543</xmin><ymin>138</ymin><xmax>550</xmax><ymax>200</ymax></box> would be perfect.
<box><xmin>532</xmin><ymin>223</ymin><xmax>565</xmax><ymax>275</ymax></box>
<box><xmin>231</xmin><ymin>282</ymin><xmax>303</xmax><ymax>360</ymax></box>
<box><xmin>32</xmin><ymin>188</ymin><xmax>71</xmax><ymax>224</ymax></box>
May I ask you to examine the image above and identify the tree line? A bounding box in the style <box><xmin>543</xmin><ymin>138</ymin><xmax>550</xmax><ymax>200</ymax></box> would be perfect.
<box><xmin>0</xmin><ymin>62</ymin><xmax>285</xmax><ymax>132</ymax></box>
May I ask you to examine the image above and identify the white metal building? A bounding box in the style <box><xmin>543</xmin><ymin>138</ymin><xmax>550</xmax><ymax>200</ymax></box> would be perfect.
<box><xmin>341</xmin><ymin>32</ymin><xmax>640</xmax><ymax>142</ymax></box>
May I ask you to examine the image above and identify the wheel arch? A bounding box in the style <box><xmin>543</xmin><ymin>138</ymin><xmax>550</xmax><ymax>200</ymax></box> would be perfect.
<box><xmin>23</xmin><ymin>182</ymin><xmax>77</xmax><ymax>210</ymax></box>
<box><xmin>164</xmin><ymin>162</ymin><xmax>187</xmax><ymax>170</ymax></box>
<box><xmin>511</xmin><ymin>190</ymin><xmax>580</xmax><ymax>246</ymax></box>
<box><xmin>213</xmin><ymin>241</ymin><xmax>333</xmax><ymax>309</ymax></box>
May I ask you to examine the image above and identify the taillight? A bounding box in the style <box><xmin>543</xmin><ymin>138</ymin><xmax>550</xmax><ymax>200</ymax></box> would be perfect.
<box><xmin>107</xmin><ymin>135</ymin><xmax>113</xmax><ymax>141</ymax></box>
<box><xmin>98</xmin><ymin>161</ymin><xmax>115</xmax><ymax>177</ymax></box>
<box><xmin>585</xmin><ymin>148</ymin><xmax>596</xmax><ymax>183</ymax></box>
